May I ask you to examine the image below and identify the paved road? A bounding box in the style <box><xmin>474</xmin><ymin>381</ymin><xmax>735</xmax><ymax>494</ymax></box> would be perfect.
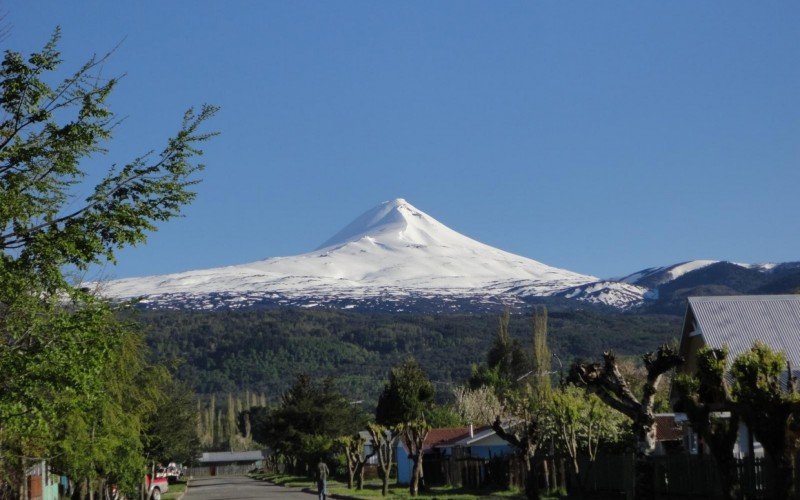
<box><xmin>184</xmin><ymin>476</ymin><xmax>316</xmax><ymax>500</ymax></box>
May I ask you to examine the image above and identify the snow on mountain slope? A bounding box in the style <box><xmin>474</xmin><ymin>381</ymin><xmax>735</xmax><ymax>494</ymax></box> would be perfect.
<box><xmin>618</xmin><ymin>260</ymin><xmax>719</xmax><ymax>288</ymax></box>
<box><xmin>101</xmin><ymin>199</ymin><xmax>599</xmax><ymax>310</ymax></box>
<box><xmin>553</xmin><ymin>281</ymin><xmax>649</xmax><ymax>310</ymax></box>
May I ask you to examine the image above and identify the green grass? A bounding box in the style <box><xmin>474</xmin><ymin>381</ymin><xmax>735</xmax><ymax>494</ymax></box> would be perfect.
<box><xmin>161</xmin><ymin>480</ymin><xmax>187</xmax><ymax>500</ymax></box>
<box><xmin>249</xmin><ymin>473</ymin><xmax>528</xmax><ymax>499</ymax></box>
<box><xmin>320</xmin><ymin>480</ymin><xmax>525</xmax><ymax>499</ymax></box>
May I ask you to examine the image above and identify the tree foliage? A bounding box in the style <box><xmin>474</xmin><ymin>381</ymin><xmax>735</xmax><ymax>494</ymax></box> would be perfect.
<box><xmin>0</xmin><ymin>30</ymin><xmax>215</xmax><ymax>496</ymax></box>
<box><xmin>337</xmin><ymin>433</ymin><xmax>374</xmax><ymax>490</ymax></box>
<box><xmin>367</xmin><ymin>423</ymin><xmax>397</xmax><ymax>497</ymax></box>
<box><xmin>548</xmin><ymin>386</ymin><xmax>625</xmax><ymax>479</ymax></box>
<box><xmin>453</xmin><ymin>385</ymin><xmax>504</xmax><ymax>426</ymax></box>
<box><xmin>138</xmin><ymin>307</ymin><xmax>680</xmax><ymax>405</ymax></box>
<box><xmin>730</xmin><ymin>342</ymin><xmax>800</xmax><ymax>499</ymax></box>
<box><xmin>248</xmin><ymin>375</ymin><xmax>366</xmax><ymax>471</ymax></box>
<box><xmin>673</xmin><ymin>346</ymin><xmax>741</xmax><ymax>500</ymax></box>
<box><xmin>375</xmin><ymin>358</ymin><xmax>434</xmax><ymax>427</ymax></box>
<box><xmin>469</xmin><ymin>310</ymin><xmax>531</xmax><ymax>394</ymax></box>
<box><xmin>491</xmin><ymin>307</ymin><xmax>557</xmax><ymax>500</ymax></box>
<box><xmin>569</xmin><ymin>345</ymin><xmax>682</xmax><ymax>455</ymax></box>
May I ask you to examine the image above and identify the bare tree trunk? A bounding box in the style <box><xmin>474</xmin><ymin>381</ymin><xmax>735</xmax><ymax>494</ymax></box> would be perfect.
<box><xmin>368</xmin><ymin>425</ymin><xmax>396</xmax><ymax>497</ymax></box>
<box><xmin>410</xmin><ymin>453</ymin><xmax>424</xmax><ymax>497</ymax></box>
<box><xmin>19</xmin><ymin>457</ymin><xmax>26</xmax><ymax>500</ymax></box>
<box><xmin>542</xmin><ymin>459</ymin><xmax>553</xmax><ymax>492</ymax></box>
<box><xmin>569</xmin><ymin>346</ymin><xmax>682</xmax><ymax>456</ymax></box>
<box><xmin>525</xmin><ymin>456</ymin><xmax>539</xmax><ymax>500</ymax></box>
<box><xmin>356</xmin><ymin>462</ymin><xmax>366</xmax><ymax>490</ymax></box>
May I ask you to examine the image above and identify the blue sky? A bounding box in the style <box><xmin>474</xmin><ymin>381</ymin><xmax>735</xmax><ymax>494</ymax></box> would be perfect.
<box><xmin>5</xmin><ymin>1</ymin><xmax>800</xmax><ymax>279</ymax></box>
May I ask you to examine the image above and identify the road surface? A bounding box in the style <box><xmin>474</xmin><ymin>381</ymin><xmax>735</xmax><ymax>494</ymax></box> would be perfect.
<box><xmin>184</xmin><ymin>476</ymin><xmax>316</xmax><ymax>499</ymax></box>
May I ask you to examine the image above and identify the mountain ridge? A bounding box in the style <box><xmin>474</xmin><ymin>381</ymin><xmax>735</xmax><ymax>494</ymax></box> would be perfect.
<box><xmin>99</xmin><ymin>199</ymin><xmax>798</xmax><ymax>313</ymax></box>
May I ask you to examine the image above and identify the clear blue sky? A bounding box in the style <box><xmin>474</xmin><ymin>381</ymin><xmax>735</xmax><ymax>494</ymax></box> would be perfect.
<box><xmin>6</xmin><ymin>1</ymin><xmax>800</xmax><ymax>279</ymax></box>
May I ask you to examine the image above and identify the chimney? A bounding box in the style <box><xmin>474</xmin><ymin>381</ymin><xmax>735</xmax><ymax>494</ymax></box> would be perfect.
<box><xmin>469</xmin><ymin>423</ymin><xmax>474</xmax><ymax>438</ymax></box>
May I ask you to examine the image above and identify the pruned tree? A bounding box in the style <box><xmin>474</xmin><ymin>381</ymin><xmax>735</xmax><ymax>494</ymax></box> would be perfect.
<box><xmin>337</xmin><ymin>434</ymin><xmax>375</xmax><ymax>490</ymax></box>
<box><xmin>569</xmin><ymin>345</ymin><xmax>683</xmax><ymax>455</ymax></box>
<box><xmin>730</xmin><ymin>342</ymin><xmax>800</xmax><ymax>499</ymax></box>
<box><xmin>397</xmin><ymin>420</ymin><xmax>431</xmax><ymax>497</ymax></box>
<box><xmin>673</xmin><ymin>346</ymin><xmax>741</xmax><ymax>500</ymax></box>
<box><xmin>548</xmin><ymin>385</ymin><xmax>625</xmax><ymax>494</ymax></box>
<box><xmin>492</xmin><ymin>397</ymin><xmax>546</xmax><ymax>500</ymax></box>
<box><xmin>367</xmin><ymin>423</ymin><xmax>398</xmax><ymax>497</ymax></box>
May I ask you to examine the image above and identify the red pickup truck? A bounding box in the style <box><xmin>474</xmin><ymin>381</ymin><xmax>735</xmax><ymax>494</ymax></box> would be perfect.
<box><xmin>144</xmin><ymin>473</ymin><xmax>169</xmax><ymax>500</ymax></box>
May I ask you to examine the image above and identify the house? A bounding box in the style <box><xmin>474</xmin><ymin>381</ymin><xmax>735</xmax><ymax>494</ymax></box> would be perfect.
<box><xmin>435</xmin><ymin>424</ymin><xmax>517</xmax><ymax>459</ymax></box>
<box><xmin>677</xmin><ymin>295</ymin><xmax>800</xmax><ymax>377</ymax></box>
<box><xmin>25</xmin><ymin>461</ymin><xmax>61</xmax><ymax>500</ymax></box>
<box><xmin>395</xmin><ymin>425</ymin><xmax>513</xmax><ymax>485</ymax></box>
<box><xmin>191</xmin><ymin>450</ymin><xmax>270</xmax><ymax>476</ymax></box>
<box><xmin>674</xmin><ymin>295</ymin><xmax>800</xmax><ymax>457</ymax></box>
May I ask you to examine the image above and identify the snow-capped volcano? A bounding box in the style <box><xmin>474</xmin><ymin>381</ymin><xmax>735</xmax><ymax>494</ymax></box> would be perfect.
<box><xmin>98</xmin><ymin>199</ymin><xmax>800</xmax><ymax>313</ymax></box>
<box><xmin>100</xmin><ymin>199</ymin><xmax>599</xmax><ymax>311</ymax></box>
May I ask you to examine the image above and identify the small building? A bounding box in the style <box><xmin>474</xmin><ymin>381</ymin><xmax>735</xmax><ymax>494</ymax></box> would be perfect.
<box><xmin>191</xmin><ymin>450</ymin><xmax>270</xmax><ymax>477</ymax></box>
<box><xmin>677</xmin><ymin>295</ymin><xmax>800</xmax><ymax>377</ymax></box>
<box><xmin>674</xmin><ymin>295</ymin><xmax>800</xmax><ymax>457</ymax></box>
<box><xmin>396</xmin><ymin>425</ymin><xmax>513</xmax><ymax>486</ymax></box>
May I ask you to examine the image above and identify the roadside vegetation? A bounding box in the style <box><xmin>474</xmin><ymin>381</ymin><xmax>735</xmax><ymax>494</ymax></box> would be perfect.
<box><xmin>0</xmin><ymin>31</ymin><xmax>215</xmax><ymax>498</ymax></box>
<box><xmin>239</xmin><ymin>304</ymin><xmax>800</xmax><ymax>499</ymax></box>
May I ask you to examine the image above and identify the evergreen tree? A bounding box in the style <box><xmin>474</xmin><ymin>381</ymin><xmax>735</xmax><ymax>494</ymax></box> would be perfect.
<box><xmin>250</xmin><ymin>375</ymin><xmax>366</xmax><ymax>471</ymax></box>
<box><xmin>375</xmin><ymin>359</ymin><xmax>435</xmax><ymax>497</ymax></box>
<box><xmin>375</xmin><ymin>358</ymin><xmax>435</xmax><ymax>427</ymax></box>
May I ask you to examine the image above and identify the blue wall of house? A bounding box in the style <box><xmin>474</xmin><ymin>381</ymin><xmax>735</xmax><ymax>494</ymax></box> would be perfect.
<box><xmin>468</xmin><ymin>445</ymin><xmax>513</xmax><ymax>459</ymax></box>
<box><xmin>395</xmin><ymin>443</ymin><xmax>513</xmax><ymax>485</ymax></box>
<box><xmin>396</xmin><ymin>442</ymin><xmax>412</xmax><ymax>485</ymax></box>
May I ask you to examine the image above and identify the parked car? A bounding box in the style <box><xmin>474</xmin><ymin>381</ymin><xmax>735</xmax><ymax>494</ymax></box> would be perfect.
<box><xmin>145</xmin><ymin>472</ymin><xmax>169</xmax><ymax>500</ymax></box>
<box><xmin>109</xmin><ymin>473</ymin><xmax>168</xmax><ymax>500</ymax></box>
<box><xmin>166</xmin><ymin>462</ymin><xmax>184</xmax><ymax>483</ymax></box>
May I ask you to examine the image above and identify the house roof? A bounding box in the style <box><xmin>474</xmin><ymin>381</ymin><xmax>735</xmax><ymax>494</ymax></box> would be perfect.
<box><xmin>437</xmin><ymin>425</ymin><xmax>495</xmax><ymax>447</ymax></box>
<box><xmin>423</xmin><ymin>427</ymin><xmax>474</xmax><ymax>451</ymax></box>
<box><xmin>396</xmin><ymin>426</ymin><xmax>479</xmax><ymax>452</ymax></box>
<box><xmin>198</xmin><ymin>450</ymin><xmax>269</xmax><ymax>463</ymax></box>
<box><xmin>684</xmin><ymin>295</ymin><xmax>800</xmax><ymax>367</ymax></box>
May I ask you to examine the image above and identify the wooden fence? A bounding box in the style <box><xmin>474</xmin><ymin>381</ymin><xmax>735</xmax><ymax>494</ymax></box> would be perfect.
<box><xmin>573</xmin><ymin>454</ymin><xmax>776</xmax><ymax>499</ymax></box>
<box><xmin>420</xmin><ymin>451</ymin><xmax>780</xmax><ymax>499</ymax></box>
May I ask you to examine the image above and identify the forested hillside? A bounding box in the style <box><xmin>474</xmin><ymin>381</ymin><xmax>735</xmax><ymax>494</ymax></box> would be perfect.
<box><xmin>137</xmin><ymin>308</ymin><xmax>682</xmax><ymax>406</ymax></box>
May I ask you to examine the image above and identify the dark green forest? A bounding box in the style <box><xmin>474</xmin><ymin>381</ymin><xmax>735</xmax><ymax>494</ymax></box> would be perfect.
<box><xmin>137</xmin><ymin>308</ymin><xmax>682</xmax><ymax>406</ymax></box>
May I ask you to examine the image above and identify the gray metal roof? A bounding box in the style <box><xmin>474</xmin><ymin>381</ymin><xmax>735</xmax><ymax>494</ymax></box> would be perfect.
<box><xmin>687</xmin><ymin>295</ymin><xmax>800</xmax><ymax>367</ymax></box>
<box><xmin>198</xmin><ymin>450</ymin><xmax>269</xmax><ymax>463</ymax></box>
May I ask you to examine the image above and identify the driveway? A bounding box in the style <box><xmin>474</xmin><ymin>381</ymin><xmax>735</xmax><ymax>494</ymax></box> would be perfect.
<box><xmin>184</xmin><ymin>476</ymin><xmax>315</xmax><ymax>499</ymax></box>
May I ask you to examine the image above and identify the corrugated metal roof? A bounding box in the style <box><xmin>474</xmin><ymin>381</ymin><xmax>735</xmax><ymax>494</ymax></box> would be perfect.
<box><xmin>688</xmin><ymin>295</ymin><xmax>800</xmax><ymax>367</ymax></box>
